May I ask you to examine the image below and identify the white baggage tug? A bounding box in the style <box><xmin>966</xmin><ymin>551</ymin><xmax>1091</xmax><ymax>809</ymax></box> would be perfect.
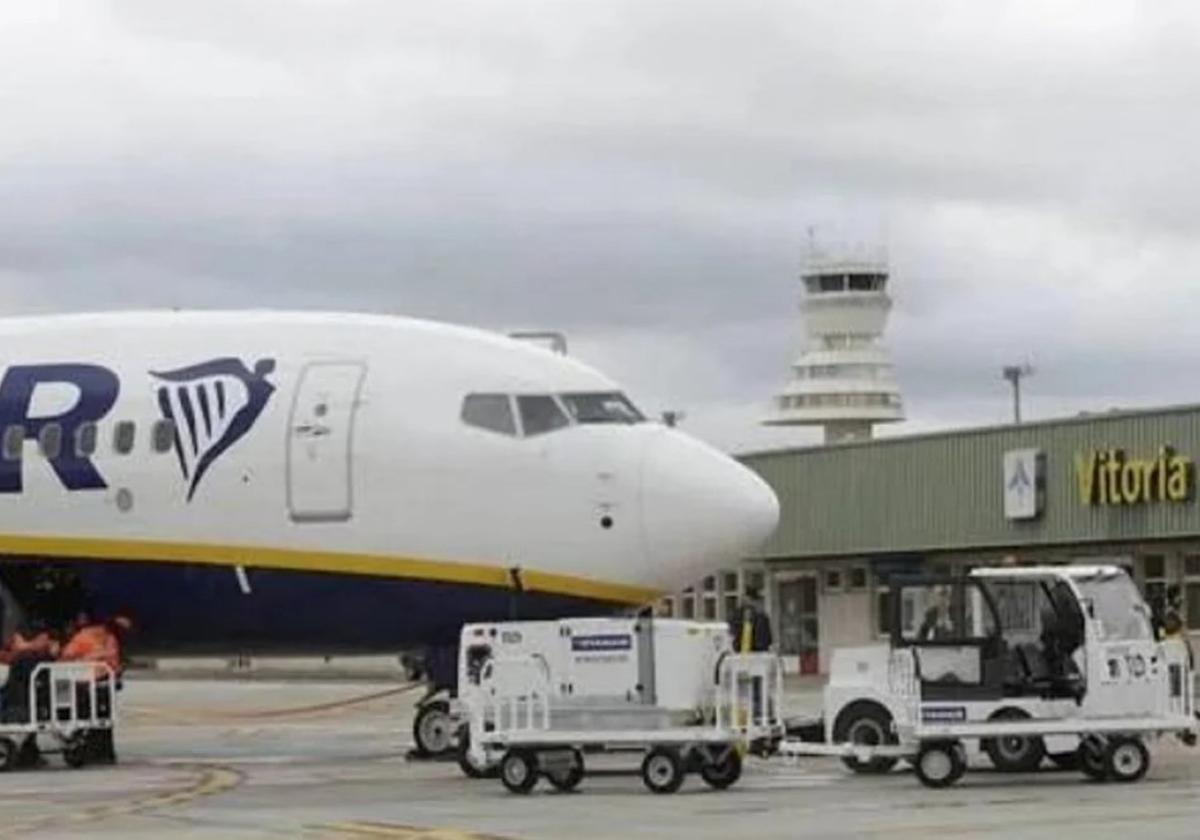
<box><xmin>457</xmin><ymin>617</ymin><xmax>783</xmax><ymax>794</ymax></box>
<box><xmin>785</xmin><ymin>565</ymin><xmax>1197</xmax><ymax>787</ymax></box>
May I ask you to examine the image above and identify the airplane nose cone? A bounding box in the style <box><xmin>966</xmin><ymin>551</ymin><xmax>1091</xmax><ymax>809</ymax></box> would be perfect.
<box><xmin>641</xmin><ymin>430</ymin><xmax>780</xmax><ymax>586</ymax></box>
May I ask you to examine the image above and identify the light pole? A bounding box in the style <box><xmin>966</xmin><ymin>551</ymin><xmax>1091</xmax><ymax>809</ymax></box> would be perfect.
<box><xmin>1002</xmin><ymin>364</ymin><xmax>1034</xmax><ymax>424</ymax></box>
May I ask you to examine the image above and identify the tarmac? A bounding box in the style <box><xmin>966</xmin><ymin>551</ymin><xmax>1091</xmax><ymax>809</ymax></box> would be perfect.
<box><xmin>0</xmin><ymin>677</ymin><xmax>1199</xmax><ymax>839</ymax></box>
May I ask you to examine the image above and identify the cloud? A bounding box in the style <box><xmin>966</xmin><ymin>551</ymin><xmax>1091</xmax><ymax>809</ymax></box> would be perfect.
<box><xmin>2</xmin><ymin>1</ymin><xmax>1199</xmax><ymax>452</ymax></box>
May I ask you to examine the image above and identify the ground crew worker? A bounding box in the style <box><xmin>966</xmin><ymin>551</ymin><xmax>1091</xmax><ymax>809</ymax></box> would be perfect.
<box><xmin>60</xmin><ymin>613</ymin><xmax>131</xmax><ymax>765</ymax></box>
<box><xmin>0</xmin><ymin>620</ymin><xmax>62</xmax><ymax>767</ymax></box>
<box><xmin>730</xmin><ymin>588</ymin><xmax>773</xmax><ymax>654</ymax></box>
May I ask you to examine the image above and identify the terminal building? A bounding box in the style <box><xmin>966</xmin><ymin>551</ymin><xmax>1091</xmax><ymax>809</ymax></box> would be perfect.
<box><xmin>734</xmin><ymin>404</ymin><xmax>1200</xmax><ymax>674</ymax></box>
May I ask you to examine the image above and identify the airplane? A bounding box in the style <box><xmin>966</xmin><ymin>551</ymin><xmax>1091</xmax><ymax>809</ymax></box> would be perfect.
<box><xmin>0</xmin><ymin>310</ymin><xmax>780</xmax><ymax>752</ymax></box>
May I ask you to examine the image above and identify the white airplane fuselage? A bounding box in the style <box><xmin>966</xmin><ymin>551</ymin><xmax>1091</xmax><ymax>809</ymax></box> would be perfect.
<box><xmin>0</xmin><ymin>312</ymin><xmax>779</xmax><ymax>658</ymax></box>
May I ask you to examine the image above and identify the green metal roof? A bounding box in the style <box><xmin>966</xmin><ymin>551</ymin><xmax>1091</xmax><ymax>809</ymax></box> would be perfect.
<box><xmin>739</xmin><ymin>403</ymin><xmax>1200</xmax><ymax>560</ymax></box>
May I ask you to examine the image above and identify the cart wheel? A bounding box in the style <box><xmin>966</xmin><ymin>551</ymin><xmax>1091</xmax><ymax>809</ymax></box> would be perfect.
<box><xmin>63</xmin><ymin>736</ymin><xmax>90</xmax><ymax>770</ymax></box>
<box><xmin>455</xmin><ymin>725</ymin><xmax>497</xmax><ymax>780</ymax></box>
<box><xmin>0</xmin><ymin>738</ymin><xmax>15</xmax><ymax>772</ymax></box>
<box><xmin>1105</xmin><ymin>737</ymin><xmax>1150</xmax><ymax>784</ymax></box>
<box><xmin>412</xmin><ymin>701</ymin><xmax>454</xmax><ymax>757</ymax></box>
<box><xmin>834</xmin><ymin>702</ymin><xmax>900</xmax><ymax>775</ymax></box>
<box><xmin>914</xmin><ymin>741</ymin><xmax>966</xmax><ymax>789</ymax></box>
<box><xmin>982</xmin><ymin>709</ymin><xmax>1046</xmax><ymax>773</ymax></box>
<box><xmin>699</xmin><ymin>748</ymin><xmax>743</xmax><ymax>790</ymax></box>
<box><xmin>1078</xmin><ymin>738</ymin><xmax>1109</xmax><ymax>782</ymax></box>
<box><xmin>500</xmin><ymin>750</ymin><xmax>539</xmax><ymax>795</ymax></box>
<box><xmin>642</xmin><ymin>747</ymin><xmax>686</xmax><ymax>795</ymax></box>
<box><xmin>546</xmin><ymin>750</ymin><xmax>585</xmax><ymax>793</ymax></box>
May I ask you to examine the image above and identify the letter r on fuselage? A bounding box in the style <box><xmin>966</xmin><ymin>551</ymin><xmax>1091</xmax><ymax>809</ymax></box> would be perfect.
<box><xmin>0</xmin><ymin>364</ymin><xmax>119</xmax><ymax>493</ymax></box>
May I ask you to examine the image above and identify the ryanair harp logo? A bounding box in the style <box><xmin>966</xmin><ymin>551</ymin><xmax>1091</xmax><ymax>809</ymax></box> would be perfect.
<box><xmin>152</xmin><ymin>358</ymin><xmax>277</xmax><ymax>500</ymax></box>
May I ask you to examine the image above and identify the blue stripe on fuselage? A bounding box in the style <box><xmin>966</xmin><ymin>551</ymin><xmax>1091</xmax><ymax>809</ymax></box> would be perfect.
<box><xmin>60</xmin><ymin>560</ymin><xmax>618</xmax><ymax>655</ymax></box>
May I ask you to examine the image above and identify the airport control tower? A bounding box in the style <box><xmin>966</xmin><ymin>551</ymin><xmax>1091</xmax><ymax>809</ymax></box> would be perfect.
<box><xmin>765</xmin><ymin>237</ymin><xmax>904</xmax><ymax>443</ymax></box>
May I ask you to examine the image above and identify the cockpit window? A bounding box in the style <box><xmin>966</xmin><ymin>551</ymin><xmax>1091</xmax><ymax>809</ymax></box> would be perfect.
<box><xmin>517</xmin><ymin>395</ymin><xmax>570</xmax><ymax>437</ymax></box>
<box><xmin>559</xmin><ymin>392</ymin><xmax>645</xmax><ymax>424</ymax></box>
<box><xmin>462</xmin><ymin>394</ymin><xmax>518</xmax><ymax>437</ymax></box>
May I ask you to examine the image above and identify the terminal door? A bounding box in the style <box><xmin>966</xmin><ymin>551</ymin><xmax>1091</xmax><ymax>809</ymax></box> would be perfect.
<box><xmin>777</xmin><ymin>576</ymin><xmax>820</xmax><ymax>675</ymax></box>
<box><xmin>287</xmin><ymin>362</ymin><xmax>366</xmax><ymax>522</ymax></box>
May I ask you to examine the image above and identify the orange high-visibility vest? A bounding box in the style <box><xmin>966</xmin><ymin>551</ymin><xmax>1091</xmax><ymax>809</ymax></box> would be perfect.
<box><xmin>61</xmin><ymin>625</ymin><xmax>120</xmax><ymax>675</ymax></box>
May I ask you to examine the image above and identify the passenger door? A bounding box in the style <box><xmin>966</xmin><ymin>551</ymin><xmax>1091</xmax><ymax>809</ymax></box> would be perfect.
<box><xmin>287</xmin><ymin>362</ymin><xmax>366</xmax><ymax>522</ymax></box>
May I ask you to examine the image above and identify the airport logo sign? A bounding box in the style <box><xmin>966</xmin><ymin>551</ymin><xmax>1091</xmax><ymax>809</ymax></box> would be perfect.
<box><xmin>152</xmin><ymin>358</ymin><xmax>277</xmax><ymax>501</ymax></box>
<box><xmin>1075</xmin><ymin>446</ymin><xmax>1193</xmax><ymax>507</ymax></box>
<box><xmin>1003</xmin><ymin>449</ymin><xmax>1045</xmax><ymax>520</ymax></box>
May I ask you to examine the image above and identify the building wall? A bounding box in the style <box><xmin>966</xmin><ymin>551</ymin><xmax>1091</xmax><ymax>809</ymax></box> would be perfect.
<box><xmin>739</xmin><ymin>405</ymin><xmax>1200</xmax><ymax>673</ymax></box>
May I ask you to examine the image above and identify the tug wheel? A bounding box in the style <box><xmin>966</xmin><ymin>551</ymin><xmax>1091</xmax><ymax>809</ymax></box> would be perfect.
<box><xmin>412</xmin><ymin>701</ymin><xmax>454</xmax><ymax>757</ymax></box>
<box><xmin>982</xmin><ymin>708</ymin><xmax>1046</xmax><ymax>773</ymax></box>
<box><xmin>834</xmin><ymin>702</ymin><xmax>900</xmax><ymax>775</ymax></box>
<box><xmin>1078</xmin><ymin>737</ymin><xmax>1110</xmax><ymax>782</ymax></box>
<box><xmin>699</xmin><ymin>748</ymin><xmax>743</xmax><ymax>790</ymax></box>
<box><xmin>1105</xmin><ymin>736</ymin><xmax>1150</xmax><ymax>784</ymax></box>
<box><xmin>642</xmin><ymin>747</ymin><xmax>686</xmax><ymax>795</ymax></box>
<box><xmin>0</xmin><ymin>738</ymin><xmax>15</xmax><ymax>772</ymax></box>
<box><xmin>455</xmin><ymin>725</ymin><xmax>497</xmax><ymax>779</ymax></box>
<box><xmin>914</xmin><ymin>741</ymin><xmax>967</xmax><ymax>789</ymax></box>
<box><xmin>545</xmin><ymin>750</ymin><xmax>585</xmax><ymax>793</ymax></box>
<box><xmin>499</xmin><ymin>749</ymin><xmax>539</xmax><ymax>795</ymax></box>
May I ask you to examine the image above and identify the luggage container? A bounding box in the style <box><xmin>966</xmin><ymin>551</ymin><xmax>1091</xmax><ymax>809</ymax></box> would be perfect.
<box><xmin>0</xmin><ymin>662</ymin><xmax>117</xmax><ymax>770</ymax></box>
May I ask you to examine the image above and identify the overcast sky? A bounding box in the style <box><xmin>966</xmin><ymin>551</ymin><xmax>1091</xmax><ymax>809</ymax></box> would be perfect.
<box><xmin>3</xmin><ymin>1</ymin><xmax>1200</xmax><ymax>451</ymax></box>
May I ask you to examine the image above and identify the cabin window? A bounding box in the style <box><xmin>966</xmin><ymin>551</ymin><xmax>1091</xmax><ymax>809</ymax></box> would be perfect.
<box><xmin>517</xmin><ymin>395</ymin><xmax>570</xmax><ymax>437</ymax></box>
<box><xmin>558</xmin><ymin>392</ymin><xmax>645</xmax><ymax>424</ymax></box>
<box><xmin>75</xmin><ymin>422</ymin><xmax>98</xmax><ymax>457</ymax></box>
<box><xmin>38</xmin><ymin>424</ymin><xmax>62</xmax><ymax>459</ymax></box>
<box><xmin>151</xmin><ymin>419</ymin><xmax>177</xmax><ymax>453</ymax></box>
<box><xmin>113</xmin><ymin>421</ymin><xmax>136</xmax><ymax>455</ymax></box>
<box><xmin>2</xmin><ymin>426</ymin><xmax>23</xmax><ymax>461</ymax></box>
<box><xmin>461</xmin><ymin>394</ymin><xmax>517</xmax><ymax>437</ymax></box>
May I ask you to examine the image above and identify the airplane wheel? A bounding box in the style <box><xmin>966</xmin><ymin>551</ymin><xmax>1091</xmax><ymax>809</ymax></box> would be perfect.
<box><xmin>455</xmin><ymin>725</ymin><xmax>497</xmax><ymax>779</ymax></box>
<box><xmin>500</xmin><ymin>750</ymin><xmax>539</xmax><ymax>795</ymax></box>
<box><xmin>699</xmin><ymin>748</ymin><xmax>743</xmax><ymax>790</ymax></box>
<box><xmin>642</xmin><ymin>747</ymin><xmax>686</xmax><ymax>795</ymax></box>
<box><xmin>1105</xmin><ymin>737</ymin><xmax>1150</xmax><ymax>784</ymax></box>
<box><xmin>914</xmin><ymin>741</ymin><xmax>966</xmax><ymax>789</ymax></box>
<box><xmin>834</xmin><ymin>702</ymin><xmax>900</xmax><ymax>775</ymax></box>
<box><xmin>1079</xmin><ymin>738</ymin><xmax>1109</xmax><ymax>782</ymax></box>
<box><xmin>412</xmin><ymin>701</ymin><xmax>454</xmax><ymax>757</ymax></box>
<box><xmin>0</xmin><ymin>738</ymin><xmax>15</xmax><ymax>772</ymax></box>
<box><xmin>982</xmin><ymin>709</ymin><xmax>1045</xmax><ymax>772</ymax></box>
<box><xmin>545</xmin><ymin>750</ymin><xmax>585</xmax><ymax>793</ymax></box>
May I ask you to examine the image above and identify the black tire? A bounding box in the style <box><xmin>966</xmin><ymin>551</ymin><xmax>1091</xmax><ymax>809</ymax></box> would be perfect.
<box><xmin>499</xmin><ymin>750</ymin><xmax>539</xmax><ymax>795</ymax></box>
<box><xmin>1048</xmin><ymin>751</ymin><xmax>1081</xmax><ymax>771</ymax></box>
<box><xmin>545</xmin><ymin>750</ymin><xmax>585</xmax><ymax>793</ymax></box>
<box><xmin>412</xmin><ymin>700</ymin><xmax>454</xmax><ymax>757</ymax></box>
<box><xmin>0</xmin><ymin>738</ymin><xmax>15</xmax><ymax>772</ymax></box>
<box><xmin>699</xmin><ymin>748</ymin><xmax>743</xmax><ymax>790</ymax></box>
<box><xmin>914</xmin><ymin>741</ymin><xmax>967</xmax><ymax>789</ymax></box>
<box><xmin>642</xmin><ymin>747</ymin><xmax>685</xmax><ymax>795</ymax></box>
<box><xmin>834</xmin><ymin>702</ymin><xmax>900</xmax><ymax>775</ymax></box>
<box><xmin>62</xmin><ymin>736</ymin><xmax>90</xmax><ymax>770</ymax></box>
<box><xmin>982</xmin><ymin>709</ymin><xmax>1046</xmax><ymax>773</ymax></box>
<box><xmin>1105</xmin><ymin>736</ymin><xmax>1150</xmax><ymax>784</ymax></box>
<box><xmin>1079</xmin><ymin>738</ymin><xmax>1109</xmax><ymax>782</ymax></box>
<box><xmin>455</xmin><ymin>725</ymin><xmax>496</xmax><ymax>780</ymax></box>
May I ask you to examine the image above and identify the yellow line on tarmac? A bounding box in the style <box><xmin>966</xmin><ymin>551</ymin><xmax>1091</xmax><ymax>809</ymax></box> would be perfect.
<box><xmin>126</xmin><ymin>682</ymin><xmax>422</xmax><ymax>724</ymax></box>
<box><xmin>0</xmin><ymin>764</ymin><xmax>245</xmax><ymax>838</ymax></box>
<box><xmin>316</xmin><ymin>822</ymin><xmax>518</xmax><ymax>840</ymax></box>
